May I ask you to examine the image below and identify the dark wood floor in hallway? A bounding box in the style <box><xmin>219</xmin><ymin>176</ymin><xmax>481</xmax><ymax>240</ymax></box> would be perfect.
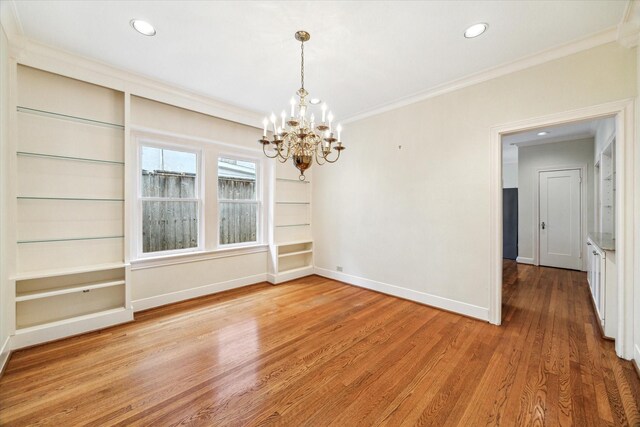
<box><xmin>1</xmin><ymin>262</ymin><xmax>639</xmax><ymax>426</ymax></box>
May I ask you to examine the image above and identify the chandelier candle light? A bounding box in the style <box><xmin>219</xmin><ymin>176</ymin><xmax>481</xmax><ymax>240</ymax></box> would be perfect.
<box><xmin>259</xmin><ymin>31</ymin><xmax>345</xmax><ymax>180</ymax></box>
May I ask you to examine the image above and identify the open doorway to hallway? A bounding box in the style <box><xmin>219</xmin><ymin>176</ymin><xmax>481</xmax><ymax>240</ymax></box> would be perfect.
<box><xmin>501</xmin><ymin>116</ymin><xmax>618</xmax><ymax>339</ymax></box>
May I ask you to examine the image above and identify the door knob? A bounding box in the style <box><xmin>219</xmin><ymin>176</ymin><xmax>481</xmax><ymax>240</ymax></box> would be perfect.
<box><xmin>541</xmin><ymin>221</ymin><xmax>546</xmax><ymax>230</ymax></box>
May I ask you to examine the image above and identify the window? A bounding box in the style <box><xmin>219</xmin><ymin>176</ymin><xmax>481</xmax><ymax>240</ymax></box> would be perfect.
<box><xmin>218</xmin><ymin>157</ymin><xmax>259</xmax><ymax>246</ymax></box>
<box><xmin>140</xmin><ymin>145</ymin><xmax>200</xmax><ymax>254</ymax></box>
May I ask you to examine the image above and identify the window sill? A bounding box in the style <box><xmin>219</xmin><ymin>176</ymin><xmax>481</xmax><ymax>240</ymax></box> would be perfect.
<box><xmin>130</xmin><ymin>244</ymin><xmax>269</xmax><ymax>271</ymax></box>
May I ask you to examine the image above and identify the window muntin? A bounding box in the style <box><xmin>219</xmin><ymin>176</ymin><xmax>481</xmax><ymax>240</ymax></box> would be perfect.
<box><xmin>140</xmin><ymin>145</ymin><xmax>200</xmax><ymax>254</ymax></box>
<box><xmin>218</xmin><ymin>158</ymin><xmax>259</xmax><ymax>246</ymax></box>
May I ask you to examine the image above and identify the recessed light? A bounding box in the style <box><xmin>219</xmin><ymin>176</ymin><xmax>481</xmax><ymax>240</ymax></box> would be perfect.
<box><xmin>130</xmin><ymin>19</ymin><xmax>156</xmax><ymax>36</ymax></box>
<box><xmin>537</xmin><ymin>131</ymin><xmax>549</xmax><ymax>136</ymax></box>
<box><xmin>464</xmin><ymin>23</ymin><xmax>488</xmax><ymax>39</ymax></box>
<box><xmin>310</xmin><ymin>98</ymin><xmax>321</xmax><ymax>105</ymax></box>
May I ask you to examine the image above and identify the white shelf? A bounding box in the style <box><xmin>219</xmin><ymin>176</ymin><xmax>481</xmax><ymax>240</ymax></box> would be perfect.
<box><xmin>13</xmin><ymin>262</ymin><xmax>126</xmax><ymax>281</ymax></box>
<box><xmin>15</xmin><ymin>307</ymin><xmax>128</xmax><ymax>334</ymax></box>
<box><xmin>16</xmin><ymin>279</ymin><xmax>125</xmax><ymax>302</ymax></box>
<box><xmin>277</xmin><ymin>265</ymin><xmax>314</xmax><ymax>275</ymax></box>
<box><xmin>278</xmin><ymin>249</ymin><xmax>313</xmax><ymax>258</ymax></box>
<box><xmin>276</xmin><ymin>178</ymin><xmax>310</xmax><ymax>184</ymax></box>
<box><xmin>277</xmin><ymin>239</ymin><xmax>313</xmax><ymax>245</ymax></box>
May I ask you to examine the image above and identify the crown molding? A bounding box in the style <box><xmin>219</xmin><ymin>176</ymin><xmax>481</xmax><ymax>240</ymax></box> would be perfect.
<box><xmin>0</xmin><ymin>0</ymin><xmax>23</xmax><ymax>40</ymax></box>
<box><xmin>342</xmin><ymin>26</ymin><xmax>619</xmax><ymax>125</ymax></box>
<box><xmin>4</xmin><ymin>34</ymin><xmax>264</xmax><ymax>130</ymax></box>
<box><xmin>617</xmin><ymin>0</ymin><xmax>640</xmax><ymax>48</ymax></box>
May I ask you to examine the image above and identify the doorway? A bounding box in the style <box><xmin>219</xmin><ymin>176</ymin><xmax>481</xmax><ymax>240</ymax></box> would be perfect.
<box><xmin>489</xmin><ymin>100</ymin><xmax>634</xmax><ymax>360</ymax></box>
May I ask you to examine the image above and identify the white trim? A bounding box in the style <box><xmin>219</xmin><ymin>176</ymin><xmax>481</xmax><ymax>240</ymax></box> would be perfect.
<box><xmin>130</xmin><ymin>125</ymin><xmax>261</xmax><ymax>154</ymax></box>
<box><xmin>11</xmin><ymin>308</ymin><xmax>133</xmax><ymax>350</ymax></box>
<box><xmin>490</xmin><ymin>99</ymin><xmax>635</xmax><ymax>359</ymax></box>
<box><xmin>131</xmin><ymin>273</ymin><xmax>267</xmax><ymax>312</ymax></box>
<box><xmin>136</xmin><ymin>141</ymin><xmax>204</xmax><ymax>259</ymax></box>
<box><xmin>617</xmin><ymin>0</ymin><xmax>640</xmax><ymax>48</ymax></box>
<box><xmin>516</xmin><ymin>257</ymin><xmax>534</xmax><ymax>265</ymax></box>
<box><xmin>216</xmin><ymin>154</ymin><xmax>263</xmax><ymax>250</ymax></box>
<box><xmin>635</xmin><ymin>344</ymin><xmax>640</xmax><ymax>367</ymax></box>
<box><xmin>130</xmin><ymin>245</ymin><xmax>268</xmax><ymax>271</ymax></box>
<box><xmin>268</xmin><ymin>266</ymin><xmax>314</xmax><ymax>285</ymax></box>
<box><xmin>0</xmin><ymin>1</ymin><xmax>23</xmax><ymax>40</ymax></box>
<box><xmin>343</xmin><ymin>27</ymin><xmax>618</xmax><ymax>124</ymax></box>
<box><xmin>314</xmin><ymin>267</ymin><xmax>489</xmax><ymax>321</ymax></box>
<box><xmin>0</xmin><ymin>335</ymin><xmax>10</xmax><ymax>375</ymax></box>
<box><xmin>533</xmin><ymin>164</ymin><xmax>588</xmax><ymax>271</ymax></box>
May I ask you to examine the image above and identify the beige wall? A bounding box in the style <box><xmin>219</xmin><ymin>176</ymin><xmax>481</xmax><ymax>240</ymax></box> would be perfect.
<box><xmin>130</xmin><ymin>96</ymin><xmax>258</xmax><ymax>150</ymax></box>
<box><xmin>0</xmin><ymin>24</ymin><xmax>10</xmax><ymax>363</ymax></box>
<box><xmin>312</xmin><ymin>42</ymin><xmax>636</xmax><ymax>315</ymax></box>
<box><xmin>517</xmin><ymin>138</ymin><xmax>595</xmax><ymax>264</ymax></box>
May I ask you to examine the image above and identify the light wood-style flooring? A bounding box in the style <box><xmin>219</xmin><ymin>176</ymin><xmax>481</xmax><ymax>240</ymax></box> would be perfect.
<box><xmin>1</xmin><ymin>262</ymin><xmax>639</xmax><ymax>425</ymax></box>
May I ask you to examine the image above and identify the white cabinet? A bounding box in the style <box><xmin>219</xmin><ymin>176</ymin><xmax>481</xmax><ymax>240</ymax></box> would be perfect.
<box><xmin>586</xmin><ymin>237</ymin><xmax>617</xmax><ymax>339</ymax></box>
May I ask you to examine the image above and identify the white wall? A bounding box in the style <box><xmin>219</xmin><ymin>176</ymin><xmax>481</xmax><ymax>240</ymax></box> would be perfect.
<box><xmin>517</xmin><ymin>138</ymin><xmax>595</xmax><ymax>265</ymax></box>
<box><xmin>594</xmin><ymin>117</ymin><xmax>616</xmax><ymax>161</ymax></box>
<box><xmin>312</xmin><ymin>42</ymin><xmax>636</xmax><ymax>319</ymax></box>
<box><xmin>0</xmin><ymin>23</ymin><xmax>11</xmax><ymax>369</ymax></box>
<box><xmin>502</xmin><ymin>162</ymin><xmax>518</xmax><ymax>188</ymax></box>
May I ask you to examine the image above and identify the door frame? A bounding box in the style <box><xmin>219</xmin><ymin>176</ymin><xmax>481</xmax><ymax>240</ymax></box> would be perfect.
<box><xmin>534</xmin><ymin>165</ymin><xmax>587</xmax><ymax>271</ymax></box>
<box><xmin>489</xmin><ymin>99</ymin><xmax>635</xmax><ymax>361</ymax></box>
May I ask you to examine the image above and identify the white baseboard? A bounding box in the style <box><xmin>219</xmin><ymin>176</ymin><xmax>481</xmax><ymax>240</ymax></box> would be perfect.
<box><xmin>314</xmin><ymin>267</ymin><xmax>489</xmax><ymax>321</ymax></box>
<box><xmin>267</xmin><ymin>266</ymin><xmax>314</xmax><ymax>285</ymax></box>
<box><xmin>0</xmin><ymin>335</ymin><xmax>11</xmax><ymax>375</ymax></box>
<box><xmin>516</xmin><ymin>257</ymin><xmax>534</xmax><ymax>265</ymax></box>
<box><xmin>132</xmin><ymin>273</ymin><xmax>268</xmax><ymax>312</ymax></box>
<box><xmin>12</xmin><ymin>308</ymin><xmax>134</xmax><ymax>350</ymax></box>
<box><xmin>635</xmin><ymin>344</ymin><xmax>640</xmax><ymax>370</ymax></box>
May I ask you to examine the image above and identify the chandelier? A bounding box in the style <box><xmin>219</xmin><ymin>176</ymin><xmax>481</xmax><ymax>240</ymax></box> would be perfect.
<box><xmin>259</xmin><ymin>30</ymin><xmax>345</xmax><ymax>180</ymax></box>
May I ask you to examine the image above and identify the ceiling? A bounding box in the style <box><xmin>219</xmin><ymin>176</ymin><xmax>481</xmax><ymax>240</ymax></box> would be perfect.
<box><xmin>501</xmin><ymin>117</ymin><xmax>612</xmax><ymax>163</ymax></box>
<box><xmin>10</xmin><ymin>1</ymin><xmax>628</xmax><ymax>122</ymax></box>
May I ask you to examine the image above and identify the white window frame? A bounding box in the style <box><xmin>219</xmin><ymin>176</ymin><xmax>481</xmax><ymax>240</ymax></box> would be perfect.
<box><xmin>216</xmin><ymin>154</ymin><xmax>263</xmax><ymax>249</ymax></box>
<box><xmin>137</xmin><ymin>140</ymin><xmax>204</xmax><ymax>258</ymax></box>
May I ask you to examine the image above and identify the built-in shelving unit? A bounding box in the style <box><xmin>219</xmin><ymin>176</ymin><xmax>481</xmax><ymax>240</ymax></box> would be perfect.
<box><xmin>268</xmin><ymin>164</ymin><xmax>313</xmax><ymax>284</ymax></box>
<box><xmin>599</xmin><ymin>141</ymin><xmax>615</xmax><ymax>237</ymax></box>
<box><xmin>10</xmin><ymin>65</ymin><xmax>133</xmax><ymax>348</ymax></box>
<box><xmin>277</xmin><ymin>240</ymin><xmax>313</xmax><ymax>273</ymax></box>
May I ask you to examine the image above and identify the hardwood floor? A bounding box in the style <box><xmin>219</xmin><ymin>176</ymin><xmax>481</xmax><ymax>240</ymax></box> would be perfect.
<box><xmin>1</xmin><ymin>262</ymin><xmax>639</xmax><ymax>426</ymax></box>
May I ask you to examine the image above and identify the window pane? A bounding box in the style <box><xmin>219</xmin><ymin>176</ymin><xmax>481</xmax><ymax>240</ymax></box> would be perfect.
<box><xmin>142</xmin><ymin>147</ymin><xmax>197</xmax><ymax>198</ymax></box>
<box><xmin>218</xmin><ymin>158</ymin><xmax>256</xmax><ymax>200</ymax></box>
<box><xmin>219</xmin><ymin>202</ymin><xmax>257</xmax><ymax>245</ymax></box>
<box><xmin>142</xmin><ymin>201</ymin><xmax>198</xmax><ymax>253</ymax></box>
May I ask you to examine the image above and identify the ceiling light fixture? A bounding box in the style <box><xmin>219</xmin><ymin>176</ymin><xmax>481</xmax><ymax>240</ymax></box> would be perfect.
<box><xmin>537</xmin><ymin>131</ymin><xmax>549</xmax><ymax>136</ymax></box>
<box><xmin>130</xmin><ymin>19</ymin><xmax>156</xmax><ymax>36</ymax></box>
<box><xmin>310</xmin><ymin>98</ymin><xmax>321</xmax><ymax>105</ymax></box>
<box><xmin>259</xmin><ymin>31</ymin><xmax>345</xmax><ymax>181</ymax></box>
<box><xmin>464</xmin><ymin>23</ymin><xmax>488</xmax><ymax>38</ymax></box>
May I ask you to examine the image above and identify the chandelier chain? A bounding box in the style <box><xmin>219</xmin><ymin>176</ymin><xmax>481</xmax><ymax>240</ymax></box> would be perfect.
<box><xmin>300</xmin><ymin>41</ymin><xmax>304</xmax><ymax>90</ymax></box>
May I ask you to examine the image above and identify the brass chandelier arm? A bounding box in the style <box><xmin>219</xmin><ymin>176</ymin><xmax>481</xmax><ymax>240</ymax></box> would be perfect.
<box><xmin>314</xmin><ymin>143</ymin><xmax>328</xmax><ymax>165</ymax></box>
<box><xmin>321</xmin><ymin>148</ymin><xmax>342</xmax><ymax>164</ymax></box>
<box><xmin>262</xmin><ymin>143</ymin><xmax>280</xmax><ymax>159</ymax></box>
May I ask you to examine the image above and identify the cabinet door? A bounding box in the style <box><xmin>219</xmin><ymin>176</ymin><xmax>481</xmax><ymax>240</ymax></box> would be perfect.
<box><xmin>598</xmin><ymin>254</ymin><xmax>606</xmax><ymax>321</ymax></box>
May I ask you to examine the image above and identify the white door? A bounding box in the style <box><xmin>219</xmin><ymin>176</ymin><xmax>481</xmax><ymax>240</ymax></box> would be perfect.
<box><xmin>539</xmin><ymin>169</ymin><xmax>582</xmax><ymax>270</ymax></box>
